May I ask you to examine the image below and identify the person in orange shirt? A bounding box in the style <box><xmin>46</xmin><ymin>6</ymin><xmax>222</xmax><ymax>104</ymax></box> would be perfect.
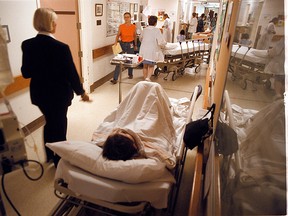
<box><xmin>111</xmin><ymin>12</ymin><xmax>137</xmax><ymax>84</ymax></box>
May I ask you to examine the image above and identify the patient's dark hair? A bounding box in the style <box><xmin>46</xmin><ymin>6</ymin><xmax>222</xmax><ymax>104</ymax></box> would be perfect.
<box><xmin>102</xmin><ymin>134</ymin><xmax>138</xmax><ymax>161</ymax></box>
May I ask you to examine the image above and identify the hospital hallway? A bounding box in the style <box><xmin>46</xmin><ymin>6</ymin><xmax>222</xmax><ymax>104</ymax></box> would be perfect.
<box><xmin>0</xmin><ymin>63</ymin><xmax>276</xmax><ymax>216</ymax></box>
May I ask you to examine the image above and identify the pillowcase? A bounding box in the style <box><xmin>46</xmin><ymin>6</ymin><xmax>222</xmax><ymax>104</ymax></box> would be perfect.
<box><xmin>46</xmin><ymin>141</ymin><xmax>167</xmax><ymax>183</ymax></box>
<box><xmin>251</xmin><ymin>49</ymin><xmax>268</xmax><ymax>58</ymax></box>
<box><xmin>164</xmin><ymin>43</ymin><xmax>178</xmax><ymax>50</ymax></box>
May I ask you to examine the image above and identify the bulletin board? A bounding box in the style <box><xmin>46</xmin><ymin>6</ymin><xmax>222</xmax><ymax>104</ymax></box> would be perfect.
<box><xmin>106</xmin><ymin>1</ymin><xmax>130</xmax><ymax>37</ymax></box>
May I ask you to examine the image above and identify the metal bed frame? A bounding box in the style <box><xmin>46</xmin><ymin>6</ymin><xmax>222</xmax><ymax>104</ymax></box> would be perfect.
<box><xmin>50</xmin><ymin>86</ymin><xmax>202</xmax><ymax>216</ymax></box>
<box><xmin>228</xmin><ymin>44</ymin><xmax>272</xmax><ymax>90</ymax></box>
<box><xmin>154</xmin><ymin>39</ymin><xmax>211</xmax><ymax>81</ymax></box>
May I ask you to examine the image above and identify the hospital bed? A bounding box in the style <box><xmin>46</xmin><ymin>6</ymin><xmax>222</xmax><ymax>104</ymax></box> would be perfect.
<box><xmin>48</xmin><ymin>82</ymin><xmax>203</xmax><ymax>216</ymax></box>
<box><xmin>228</xmin><ymin>44</ymin><xmax>271</xmax><ymax>90</ymax></box>
<box><xmin>154</xmin><ymin>39</ymin><xmax>211</xmax><ymax>81</ymax></box>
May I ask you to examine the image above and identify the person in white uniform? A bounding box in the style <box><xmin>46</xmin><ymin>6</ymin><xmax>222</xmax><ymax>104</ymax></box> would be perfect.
<box><xmin>256</xmin><ymin>17</ymin><xmax>278</xmax><ymax>50</ymax></box>
<box><xmin>264</xmin><ymin>38</ymin><xmax>285</xmax><ymax>99</ymax></box>
<box><xmin>162</xmin><ymin>14</ymin><xmax>172</xmax><ymax>43</ymax></box>
<box><xmin>188</xmin><ymin>12</ymin><xmax>197</xmax><ymax>39</ymax></box>
<box><xmin>139</xmin><ymin>16</ymin><xmax>167</xmax><ymax>81</ymax></box>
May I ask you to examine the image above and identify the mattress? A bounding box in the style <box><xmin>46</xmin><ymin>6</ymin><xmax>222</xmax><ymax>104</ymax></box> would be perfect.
<box><xmin>163</xmin><ymin>41</ymin><xmax>208</xmax><ymax>56</ymax></box>
<box><xmin>55</xmin><ymin>159</ymin><xmax>175</xmax><ymax>209</ymax></box>
<box><xmin>231</xmin><ymin>45</ymin><xmax>269</xmax><ymax>65</ymax></box>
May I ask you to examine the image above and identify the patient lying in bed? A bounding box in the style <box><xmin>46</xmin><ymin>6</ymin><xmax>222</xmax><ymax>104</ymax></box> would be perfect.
<box><xmin>46</xmin><ymin>81</ymin><xmax>190</xmax><ymax>209</ymax></box>
<box><xmin>92</xmin><ymin>81</ymin><xmax>180</xmax><ymax>169</ymax></box>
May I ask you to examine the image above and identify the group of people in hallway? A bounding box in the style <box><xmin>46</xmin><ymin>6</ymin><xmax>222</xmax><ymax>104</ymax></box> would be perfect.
<box><xmin>109</xmin><ymin>10</ymin><xmax>219</xmax><ymax>83</ymax></box>
<box><xmin>20</xmin><ymin>8</ymin><xmax>284</xmax><ymax>170</ymax></box>
<box><xmin>20</xmin><ymin>8</ymin><xmax>178</xmax><ymax>169</ymax></box>
<box><xmin>20</xmin><ymin>9</ymin><xmax>171</xmax><ymax>167</ymax></box>
<box><xmin>187</xmin><ymin>11</ymin><xmax>217</xmax><ymax>39</ymax></box>
<box><xmin>110</xmin><ymin>12</ymin><xmax>168</xmax><ymax>83</ymax></box>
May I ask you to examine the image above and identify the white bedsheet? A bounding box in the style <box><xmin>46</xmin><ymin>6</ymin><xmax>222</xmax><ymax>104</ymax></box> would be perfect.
<box><xmin>231</xmin><ymin>44</ymin><xmax>269</xmax><ymax>65</ymax></box>
<box><xmin>92</xmin><ymin>81</ymin><xmax>188</xmax><ymax>169</ymax></box>
<box><xmin>163</xmin><ymin>41</ymin><xmax>208</xmax><ymax>56</ymax></box>
<box><xmin>56</xmin><ymin>159</ymin><xmax>174</xmax><ymax>209</ymax></box>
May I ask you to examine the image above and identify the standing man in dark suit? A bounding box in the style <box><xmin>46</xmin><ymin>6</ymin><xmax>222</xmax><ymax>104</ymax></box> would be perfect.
<box><xmin>21</xmin><ymin>8</ymin><xmax>90</xmax><ymax>167</ymax></box>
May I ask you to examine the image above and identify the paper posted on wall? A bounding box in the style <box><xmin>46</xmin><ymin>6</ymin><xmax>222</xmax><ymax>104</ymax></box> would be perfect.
<box><xmin>0</xmin><ymin>24</ymin><xmax>14</xmax><ymax>91</ymax></box>
<box><xmin>112</xmin><ymin>42</ymin><xmax>122</xmax><ymax>55</ymax></box>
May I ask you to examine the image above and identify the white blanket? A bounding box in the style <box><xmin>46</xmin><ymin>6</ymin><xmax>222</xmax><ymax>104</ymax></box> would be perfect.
<box><xmin>163</xmin><ymin>41</ymin><xmax>207</xmax><ymax>56</ymax></box>
<box><xmin>231</xmin><ymin>44</ymin><xmax>269</xmax><ymax>65</ymax></box>
<box><xmin>92</xmin><ymin>81</ymin><xmax>186</xmax><ymax>169</ymax></box>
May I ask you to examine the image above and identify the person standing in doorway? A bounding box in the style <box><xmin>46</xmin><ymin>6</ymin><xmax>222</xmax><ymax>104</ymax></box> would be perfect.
<box><xmin>162</xmin><ymin>14</ymin><xmax>172</xmax><ymax>43</ymax></box>
<box><xmin>21</xmin><ymin>8</ymin><xmax>90</xmax><ymax>167</ymax></box>
<box><xmin>188</xmin><ymin>12</ymin><xmax>198</xmax><ymax>39</ymax></box>
<box><xmin>111</xmin><ymin>12</ymin><xmax>137</xmax><ymax>84</ymax></box>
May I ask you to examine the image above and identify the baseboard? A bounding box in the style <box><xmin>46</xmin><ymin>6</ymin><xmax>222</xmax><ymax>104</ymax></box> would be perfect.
<box><xmin>22</xmin><ymin>115</ymin><xmax>45</xmax><ymax>137</ymax></box>
<box><xmin>90</xmin><ymin>72</ymin><xmax>113</xmax><ymax>92</ymax></box>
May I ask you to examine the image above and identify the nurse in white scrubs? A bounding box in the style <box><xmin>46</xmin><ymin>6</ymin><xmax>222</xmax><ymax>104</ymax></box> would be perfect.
<box><xmin>162</xmin><ymin>14</ymin><xmax>172</xmax><ymax>43</ymax></box>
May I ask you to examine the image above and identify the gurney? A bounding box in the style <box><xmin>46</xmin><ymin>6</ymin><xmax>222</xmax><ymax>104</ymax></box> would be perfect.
<box><xmin>154</xmin><ymin>39</ymin><xmax>211</xmax><ymax>81</ymax></box>
<box><xmin>48</xmin><ymin>82</ymin><xmax>202</xmax><ymax>215</ymax></box>
<box><xmin>228</xmin><ymin>44</ymin><xmax>271</xmax><ymax>90</ymax></box>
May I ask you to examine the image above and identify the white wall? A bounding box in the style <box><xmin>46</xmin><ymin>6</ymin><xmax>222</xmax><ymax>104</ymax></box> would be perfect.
<box><xmin>147</xmin><ymin>0</ymin><xmax>178</xmax><ymax>28</ymax></box>
<box><xmin>0</xmin><ymin>0</ymin><xmax>42</xmax><ymax>125</ymax></box>
<box><xmin>0</xmin><ymin>0</ymin><xmax>37</xmax><ymax>77</ymax></box>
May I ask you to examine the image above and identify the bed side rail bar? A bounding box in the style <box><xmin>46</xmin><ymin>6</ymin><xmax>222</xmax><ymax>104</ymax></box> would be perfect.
<box><xmin>223</xmin><ymin>90</ymin><xmax>242</xmax><ymax>170</ymax></box>
<box><xmin>176</xmin><ymin>85</ymin><xmax>201</xmax><ymax>160</ymax></box>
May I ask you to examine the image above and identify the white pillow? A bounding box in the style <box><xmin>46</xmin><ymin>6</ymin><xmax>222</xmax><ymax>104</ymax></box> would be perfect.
<box><xmin>164</xmin><ymin>43</ymin><xmax>178</xmax><ymax>50</ymax></box>
<box><xmin>250</xmin><ymin>49</ymin><xmax>268</xmax><ymax>58</ymax></box>
<box><xmin>46</xmin><ymin>141</ymin><xmax>167</xmax><ymax>183</ymax></box>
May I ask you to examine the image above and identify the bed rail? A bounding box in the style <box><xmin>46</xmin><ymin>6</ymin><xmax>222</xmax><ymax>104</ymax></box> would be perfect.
<box><xmin>188</xmin><ymin>90</ymin><xmax>241</xmax><ymax>216</ymax></box>
<box><xmin>223</xmin><ymin>90</ymin><xmax>241</xmax><ymax>170</ymax></box>
<box><xmin>168</xmin><ymin>85</ymin><xmax>202</xmax><ymax>215</ymax></box>
<box><xmin>176</xmin><ymin>85</ymin><xmax>201</xmax><ymax>161</ymax></box>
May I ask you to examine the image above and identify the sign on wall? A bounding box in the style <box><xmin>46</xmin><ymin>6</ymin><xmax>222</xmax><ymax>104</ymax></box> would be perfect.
<box><xmin>106</xmin><ymin>1</ymin><xmax>139</xmax><ymax>37</ymax></box>
<box><xmin>106</xmin><ymin>2</ymin><xmax>130</xmax><ymax>37</ymax></box>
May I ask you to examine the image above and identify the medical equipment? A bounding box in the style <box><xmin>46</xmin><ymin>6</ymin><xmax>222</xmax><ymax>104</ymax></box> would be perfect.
<box><xmin>0</xmin><ymin>25</ymin><xmax>27</xmax><ymax>174</ymax></box>
<box><xmin>228</xmin><ymin>44</ymin><xmax>271</xmax><ymax>90</ymax></box>
<box><xmin>110</xmin><ymin>54</ymin><xmax>144</xmax><ymax>103</ymax></box>
<box><xmin>0</xmin><ymin>110</ymin><xmax>27</xmax><ymax>173</ymax></box>
<box><xmin>49</xmin><ymin>84</ymin><xmax>202</xmax><ymax>216</ymax></box>
<box><xmin>154</xmin><ymin>39</ymin><xmax>211</xmax><ymax>81</ymax></box>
